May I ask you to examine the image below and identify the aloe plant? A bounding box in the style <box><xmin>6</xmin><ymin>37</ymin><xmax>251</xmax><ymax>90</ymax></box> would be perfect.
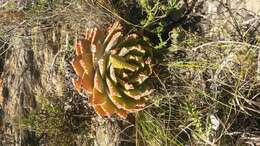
<box><xmin>71</xmin><ymin>22</ymin><xmax>153</xmax><ymax>118</ymax></box>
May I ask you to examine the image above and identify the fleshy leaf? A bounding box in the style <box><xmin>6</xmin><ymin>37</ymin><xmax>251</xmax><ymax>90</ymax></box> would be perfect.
<box><xmin>104</xmin><ymin>21</ymin><xmax>122</xmax><ymax>45</ymax></box>
<box><xmin>117</xmin><ymin>78</ymin><xmax>134</xmax><ymax>90</ymax></box>
<box><xmin>78</xmin><ymin>39</ymin><xmax>91</xmax><ymax>54</ymax></box>
<box><xmin>106</xmin><ymin>78</ymin><xmax>145</xmax><ymax>112</ymax></box>
<box><xmin>124</xmin><ymin>86</ymin><xmax>153</xmax><ymax>100</ymax></box>
<box><xmin>72</xmin><ymin>78</ymin><xmax>81</xmax><ymax>92</ymax></box>
<box><xmin>106</xmin><ymin>77</ymin><xmax>121</xmax><ymax>97</ymax></box>
<box><xmin>98</xmin><ymin>55</ymin><xmax>108</xmax><ymax>77</ymax></box>
<box><xmin>90</xmin><ymin>28</ymin><xmax>105</xmax><ymax>44</ymax></box>
<box><xmin>71</xmin><ymin>56</ymin><xmax>84</xmax><ymax>77</ymax></box>
<box><xmin>81</xmin><ymin>74</ymin><xmax>93</xmax><ymax>94</ymax></box>
<box><xmin>110</xmin><ymin>96</ymin><xmax>145</xmax><ymax>112</ymax></box>
<box><xmin>94</xmin><ymin>70</ymin><xmax>105</xmax><ymax>93</ymax></box>
<box><xmin>109</xmin><ymin>66</ymin><xmax>118</xmax><ymax>83</ymax></box>
<box><xmin>105</xmin><ymin>31</ymin><xmax>122</xmax><ymax>52</ymax></box>
<box><xmin>75</xmin><ymin>43</ymin><xmax>82</xmax><ymax>56</ymax></box>
<box><xmin>115</xmin><ymin>108</ymin><xmax>128</xmax><ymax>119</ymax></box>
<box><xmin>110</xmin><ymin>55</ymin><xmax>139</xmax><ymax>72</ymax></box>
<box><xmin>93</xmin><ymin>105</ymin><xmax>109</xmax><ymax>117</ymax></box>
<box><xmin>80</xmin><ymin>54</ymin><xmax>93</xmax><ymax>75</ymax></box>
<box><xmin>92</xmin><ymin>88</ymin><xmax>108</xmax><ymax>105</ymax></box>
<box><xmin>100</xmin><ymin>100</ymin><xmax>116</xmax><ymax>116</ymax></box>
<box><xmin>129</xmin><ymin>74</ymin><xmax>149</xmax><ymax>85</ymax></box>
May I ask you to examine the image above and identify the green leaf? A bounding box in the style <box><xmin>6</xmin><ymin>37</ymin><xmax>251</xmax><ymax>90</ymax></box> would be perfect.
<box><xmin>110</xmin><ymin>55</ymin><xmax>139</xmax><ymax>72</ymax></box>
<box><xmin>106</xmin><ymin>77</ymin><xmax>145</xmax><ymax>112</ymax></box>
<box><xmin>124</xmin><ymin>82</ymin><xmax>153</xmax><ymax>100</ymax></box>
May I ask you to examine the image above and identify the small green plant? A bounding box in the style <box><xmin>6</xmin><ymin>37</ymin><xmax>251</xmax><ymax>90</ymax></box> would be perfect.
<box><xmin>138</xmin><ymin>0</ymin><xmax>178</xmax><ymax>27</ymax></box>
<box><xmin>15</xmin><ymin>95</ymin><xmax>91</xmax><ymax>146</ymax></box>
<box><xmin>138</xmin><ymin>0</ymin><xmax>180</xmax><ymax>49</ymax></box>
<box><xmin>137</xmin><ymin>110</ymin><xmax>179</xmax><ymax>146</ymax></box>
<box><xmin>19</xmin><ymin>96</ymin><xmax>63</xmax><ymax>135</ymax></box>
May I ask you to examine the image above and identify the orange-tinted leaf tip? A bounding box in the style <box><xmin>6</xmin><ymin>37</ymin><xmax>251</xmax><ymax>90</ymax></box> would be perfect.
<box><xmin>115</xmin><ymin>109</ymin><xmax>128</xmax><ymax>119</ymax></box>
<box><xmin>71</xmin><ymin>56</ymin><xmax>83</xmax><ymax>77</ymax></box>
<box><xmin>81</xmin><ymin>75</ymin><xmax>93</xmax><ymax>94</ymax></box>
<box><xmin>92</xmin><ymin>89</ymin><xmax>106</xmax><ymax>105</ymax></box>
<box><xmin>94</xmin><ymin>105</ymin><xmax>109</xmax><ymax>117</ymax></box>
<box><xmin>72</xmin><ymin>78</ymin><xmax>81</xmax><ymax>92</ymax></box>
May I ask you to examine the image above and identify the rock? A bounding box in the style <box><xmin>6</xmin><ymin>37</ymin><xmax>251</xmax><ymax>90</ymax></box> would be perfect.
<box><xmin>230</xmin><ymin>0</ymin><xmax>260</xmax><ymax>14</ymax></box>
<box><xmin>0</xmin><ymin>25</ymin><xmax>67</xmax><ymax>145</ymax></box>
<box><xmin>193</xmin><ymin>0</ymin><xmax>260</xmax><ymax>41</ymax></box>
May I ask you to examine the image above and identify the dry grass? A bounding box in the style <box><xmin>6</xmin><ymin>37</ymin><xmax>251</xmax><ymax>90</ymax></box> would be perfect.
<box><xmin>133</xmin><ymin>1</ymin><xmax>260</xmax><ymax>145</ymax></box>
<box><xmin>1</xmin><ymin>0</ymin><xmax>260</xmax><ymax>146</ymax></box>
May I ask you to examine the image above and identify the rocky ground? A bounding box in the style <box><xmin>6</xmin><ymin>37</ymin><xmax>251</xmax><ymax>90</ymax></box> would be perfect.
<box><xmin>0</xmin><ymin>0</ymin><xmax>259</xmax><ymax>146</ymax></box>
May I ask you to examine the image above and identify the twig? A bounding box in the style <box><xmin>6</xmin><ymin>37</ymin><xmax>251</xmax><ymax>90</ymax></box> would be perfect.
<box><xmin>257</xmin><ymin>50</ymin><xmax>260</xmax><ymax>81</ymax></box>
<box><xmin>192</xmin><ymin>40</ymin><xmax>260</xmax><ymax>51</ymax></box>
<box><xmin>220</xmin><ymin>1</ymin><xmax>244</xmax><ymax>40</ymax></box>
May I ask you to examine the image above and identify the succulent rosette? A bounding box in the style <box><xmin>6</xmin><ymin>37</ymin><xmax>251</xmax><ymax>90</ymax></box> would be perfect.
<box><xmin>71</xmin><ymin>22</ymin><xmax>153</xmax><ymax>118</ymax></box>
